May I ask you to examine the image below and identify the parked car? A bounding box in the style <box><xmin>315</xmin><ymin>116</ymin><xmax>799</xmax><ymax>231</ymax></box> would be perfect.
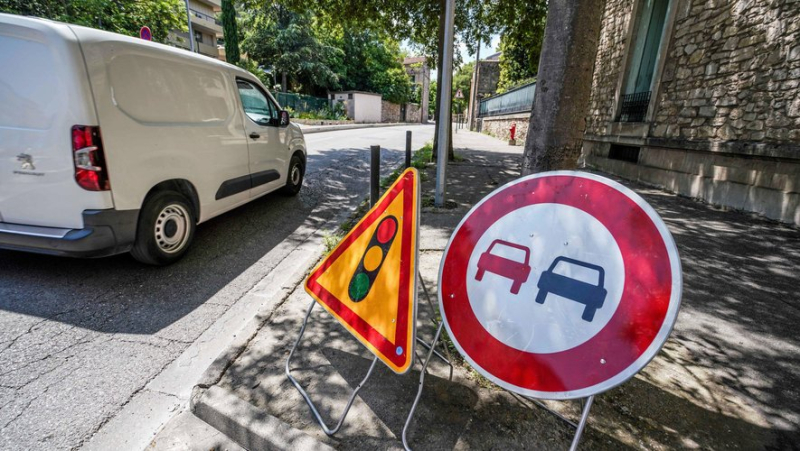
<box><xmin>0</xmin><ymin>14</ymin><xmax>307</xmax><ymax>265</ymax></box>
<box><xmin>535</xmin><ymin>256</ymin><xmax>607</xmax><ymax>322</ymax></box>
<box><xmin>475</xmin><ymin>239</ymin><xmax>532</xmax><ymax>294</ymax></box>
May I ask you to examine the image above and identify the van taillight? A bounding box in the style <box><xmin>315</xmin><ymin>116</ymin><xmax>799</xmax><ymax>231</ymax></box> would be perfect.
<box><xmin>72</xmin><ymin>125</ymin><xmax>109</xmax><ymax>191</ymax></box>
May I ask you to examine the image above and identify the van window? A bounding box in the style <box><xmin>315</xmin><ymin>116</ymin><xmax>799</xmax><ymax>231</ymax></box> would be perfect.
<box><xmin>236</xmin><ymin>80</ymin><xmax>277</xmax><ymax>126</ymax></box>
<box><xmin>108</xmin><ymin>53</ymin><xmax>232</xmax><ymax>125</ymax></box>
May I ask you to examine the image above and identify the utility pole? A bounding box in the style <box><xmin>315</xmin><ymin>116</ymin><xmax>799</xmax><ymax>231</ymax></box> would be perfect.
<box><xmin>434</xmin><ymin>0</ymin><xmax>456</xmax><ymax>207</ymax></box>
<box><xmin>184</xmin><ymin>0</ymin><xmax>196</xmax><ymax>53</ymax></box>
<box><xmin>468</xmin><ymin>6</ymin><xmax>482</xmax><ymax>131</ymax></box>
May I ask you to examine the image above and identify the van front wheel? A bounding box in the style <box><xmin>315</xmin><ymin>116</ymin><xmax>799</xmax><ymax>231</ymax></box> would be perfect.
<box><xmin>131</xmin><ymin>191</ymin><xmax>196</xmax><ymax>265</ymax></box>
<box><xmin>280</xmin><ymin>155</ymin><xmax>304</xmax><ymax>196</ymax></box>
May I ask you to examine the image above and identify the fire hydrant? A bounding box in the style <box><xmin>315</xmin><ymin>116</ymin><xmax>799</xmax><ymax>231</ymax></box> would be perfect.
<box><xmin>509</xmin><ymin>123</ymin><xmax>517</xmax><ymax>146</ymax></box>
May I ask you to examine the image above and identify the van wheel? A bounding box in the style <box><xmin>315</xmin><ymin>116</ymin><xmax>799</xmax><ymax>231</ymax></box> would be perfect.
<box><xmin>280</xmin><ymin>155</ymin><xmax>304</xmax><ymax>196</ymax></box>
<box><xmin>131</xmin><ymin>191</ymin><xmax>196</xmax><ymax>265</ymax></box>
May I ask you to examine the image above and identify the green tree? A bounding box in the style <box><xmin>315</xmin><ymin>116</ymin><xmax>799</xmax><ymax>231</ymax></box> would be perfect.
<box><xmin>241</xmin><ymin>5</ymin><xmax>341</xmax><ymax>94</ymax></box>
<box><xmin>495</xmin><ymin>0</ymin><xmax>547</xmax><ymax>92</ymax></box>
<box><xmin>221</xmin><ymin>0</ymin><xmax>240</xmax><ymax>64</ymax></box>
<box><xmin>0</xmin><ymin>0</ymin><xmax>186</xmax><ymax>44</ymax></box>
<box><xmin>452</xmin><ymin>61</ymin><xmax>474</xmax><ymax>114</ymax></box>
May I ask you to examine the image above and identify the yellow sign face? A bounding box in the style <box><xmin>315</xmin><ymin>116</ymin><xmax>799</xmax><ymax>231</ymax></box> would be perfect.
<box><xmin>305</xmin><ymin>168</ymin><xmax>420</xmax><ymax>374</ymax></box>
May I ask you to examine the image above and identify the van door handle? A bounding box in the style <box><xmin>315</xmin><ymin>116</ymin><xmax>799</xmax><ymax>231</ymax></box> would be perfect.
<box><xmin>249</xmin><ymin>132</ymin><xmax>260</xmax><ymax>139</ymax></box>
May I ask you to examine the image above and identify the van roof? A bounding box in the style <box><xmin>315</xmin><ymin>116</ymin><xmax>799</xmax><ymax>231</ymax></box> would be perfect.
<box><xmin>0</xmin><ymin>12</ymin><xmax>245</xmax><ymax>75</ymax></box>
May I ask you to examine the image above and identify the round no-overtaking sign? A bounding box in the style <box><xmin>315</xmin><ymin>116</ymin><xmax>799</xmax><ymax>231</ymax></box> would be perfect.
<box><xmin>438</xmin><ymin>171</ymin><xmax>682</xmax><ymax>399</ymax></box>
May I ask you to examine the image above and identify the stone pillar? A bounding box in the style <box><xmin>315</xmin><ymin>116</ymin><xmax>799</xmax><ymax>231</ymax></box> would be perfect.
<box><xmin>521</xmin><ymin>0</ymin><xmax>605</xmax><ymax>174</ymax></box>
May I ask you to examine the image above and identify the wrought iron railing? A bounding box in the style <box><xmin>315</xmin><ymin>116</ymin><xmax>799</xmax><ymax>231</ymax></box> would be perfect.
<box><xmin>617</xmin><ymin>91</ymin><xmax>651</xmax><ymax>122</ymax></box>
<box><xmin>478</xmin><ymin>81</ymin><xmax>536</xmax><ymax>117</ymax></box>
<box><xmin>275</xmin><ymin>92</ymin><xmax>329</xmax><ymax>113</ymax></box>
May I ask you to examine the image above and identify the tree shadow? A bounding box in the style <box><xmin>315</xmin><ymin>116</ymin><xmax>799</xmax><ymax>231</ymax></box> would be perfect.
<box><xmin>0</xmin><ymin>145</ymin><xmax>404</xmax><ymax>337</ymax></box>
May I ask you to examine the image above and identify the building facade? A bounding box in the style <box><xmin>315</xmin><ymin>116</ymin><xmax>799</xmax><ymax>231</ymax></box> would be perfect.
<box><xmin>582</xmin><ymin>0</ymin><xmax>800</xmax><ymax>225</ymax></box>
<box><xmin>467</xmin><ymin>52</ymin><xmax>502</xmax><ymax>130</ymax></box>
<box><xmin>403</xmin><ymin>57</ymin><xmax>430</xmax><ymax>123</ymax></box>
<box><xmin>169</xmin><ymin>0</ymin><xmax>225</xmax><ymax>61</ymax></box>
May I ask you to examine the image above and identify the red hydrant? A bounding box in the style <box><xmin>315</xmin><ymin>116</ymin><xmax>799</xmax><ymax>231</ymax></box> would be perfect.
<box><xmin>509</xmin><ymin>123</ymin><xmax>517</xmax><ymax>145</ymax></box>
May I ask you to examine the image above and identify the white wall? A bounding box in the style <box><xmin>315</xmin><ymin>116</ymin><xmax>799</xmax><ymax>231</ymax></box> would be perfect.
<box><xmin>353</xmin><ymin>93</ymin><xmax>382</xmax><ymax>123</ymax></box>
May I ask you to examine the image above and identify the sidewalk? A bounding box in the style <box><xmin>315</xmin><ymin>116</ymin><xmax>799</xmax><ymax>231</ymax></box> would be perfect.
<box><xmin>150</xmin><ymin>131</ymin><xmax>800</xmax><ymax>450</ymax></box>
<box><xmin>297</xmin><ymin>122</ymin><xmax>417</xmax><ymax>134</ymax></box>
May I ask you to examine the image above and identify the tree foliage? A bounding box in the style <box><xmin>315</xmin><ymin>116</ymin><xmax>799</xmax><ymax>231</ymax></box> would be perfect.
<box><xmin>221</xmin><ymin>0</ymin><xmax>241</xmax><ymax>64</ymax></box>
<box><xmin>241</xmin><ymin>5</ymin><xmax>341</xmax><ymax>94</ymax></box>
<box><xmin>496</xmin><ymin>0</ymin><xmax>547</xmax><ymax>92</ymax></box>
<box><xmin>0</xmin><ymin>0</ymin><xmax>186</xmax><ymax>43</ymax></box>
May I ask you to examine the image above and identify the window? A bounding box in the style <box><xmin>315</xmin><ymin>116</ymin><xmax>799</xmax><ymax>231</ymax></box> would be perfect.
<box><xmin>618</xmin><ymin>0</ymin><xmax>670</xmax><ymax>122</ymax></box>
<box><xmin>236</xmin><ymin>79</ymin><xmax>277</xmax><ymax>126</ymax></box>
<box><xmin>193</xmin><ymin>30</ymin><xmax>203</xmax><ymax>46</ymax></box>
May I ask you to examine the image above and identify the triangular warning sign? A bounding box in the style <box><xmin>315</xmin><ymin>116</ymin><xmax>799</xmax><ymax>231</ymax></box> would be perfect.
<box><xmin>305</xmin><ymin>168</ymin><xmax>420</xmax><ymax>374</ymax></box>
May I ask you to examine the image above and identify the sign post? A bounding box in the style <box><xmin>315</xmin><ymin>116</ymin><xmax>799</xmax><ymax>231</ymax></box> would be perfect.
<box><xmin>287</xmin><ymin>168</ymin><xmax>423</xmax><ymax>437</ymax></box>
<box><xmin>438</xmin><ymin>171</ymin><xmax>682</xmax><ymax>449</ymax></box>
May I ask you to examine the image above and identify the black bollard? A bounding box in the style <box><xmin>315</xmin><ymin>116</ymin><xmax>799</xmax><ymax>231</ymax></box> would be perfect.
<box><xmin>405</xmin><ymin>131</ymin><xmax>412</xmax><ymax>169</ymax></box>
<box><xmin>370</xmin><ymin>145</ymin><xmax>380</xmax><ymax>207</ymax></box>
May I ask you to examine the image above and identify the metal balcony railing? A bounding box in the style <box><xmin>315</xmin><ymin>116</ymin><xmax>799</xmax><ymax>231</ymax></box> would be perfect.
<box><xmin>189</xmin><ymin>9</ymin><xmax>222</xmax><ymax>26</ymax></box>
<box><xmin>478</xmin><ymin>81</ymin><xmax>536</xmax><ymax>118</ymax></box>
<box><xmin>616</xmin><ymin>91</ymin><xmax>651</xmax><ymax>123</ymax></box>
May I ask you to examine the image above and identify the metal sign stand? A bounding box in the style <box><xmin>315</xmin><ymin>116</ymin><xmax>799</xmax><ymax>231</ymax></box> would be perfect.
<box><xmin>285</xmin><ymin>274</ymin><xmax>453</xmax><ymax>447</ymax></box>
<box><xmin>285</xmin><ymin>299</ymin><xmax>379</xmax><ymax>436</ymax></box>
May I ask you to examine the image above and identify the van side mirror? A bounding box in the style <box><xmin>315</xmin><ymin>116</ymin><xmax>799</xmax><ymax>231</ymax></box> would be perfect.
<box><xmin>279</xmin><ymin>110</ymin><xmax>290</xmax><ymax>127</ymax></box>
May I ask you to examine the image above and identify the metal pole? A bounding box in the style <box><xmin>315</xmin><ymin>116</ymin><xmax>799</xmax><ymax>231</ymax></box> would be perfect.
<box><xmin>434</xmin><ymin>0</ymin><xmax>456</xmax><ymax>207</ymax></box>
<box><xmin>405</xmin><ymin>131</ymin><xmax>412</xmax><ymax>169</ymax></box>
<box><xmin>569</xmin><ymin>395</ymin><xmax>595</xmax><ymax>451</ymax></box>
<box><xmin>370</xmin><ymin>145</ymin><xmax>380</xmax><ymax>207</ymax></box>
<box><xmin>184</xmin><ymin>0</ymin><xmax>195</xmax><ymax>53</ymax></box>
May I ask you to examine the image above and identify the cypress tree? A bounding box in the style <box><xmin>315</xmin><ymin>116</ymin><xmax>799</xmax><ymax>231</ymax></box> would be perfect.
<box><xmin>221</xmin><ymin>0</ymin><xmax>240</xmax><ymax>64</ymax></box>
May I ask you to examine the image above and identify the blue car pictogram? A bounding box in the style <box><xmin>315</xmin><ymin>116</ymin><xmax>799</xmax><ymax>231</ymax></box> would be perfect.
<box><xmin>535</xmin><ymin>256</ymin><xmax>607</xmax><ymax>322</ymax></box>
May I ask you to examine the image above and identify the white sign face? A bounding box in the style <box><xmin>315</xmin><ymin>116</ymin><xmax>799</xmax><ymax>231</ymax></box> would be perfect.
<box><xmin>439</xmin><ymin>171</ymin><xmax>682</xmax><ymax>400</ymax></box>
<box><xmin>465</xmin><ymin>203</ymin><xmax>625</xmax><ymax>354</ymax></box>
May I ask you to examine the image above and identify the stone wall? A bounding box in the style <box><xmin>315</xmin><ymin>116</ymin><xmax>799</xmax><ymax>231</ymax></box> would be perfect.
<box><xmin>584</xmin><ymin>0</ymin><xmax>634</xmax><ymax>136</ymax></box>
<box><xmin>582</xmin><ymin>0</ymin><xmax>800</xmax><ymax>226</ymax></box>
<box><xmin>652</xmin><ymin>0</ymin><xmax>800</xmax><ymax>144</ymax></box>
<box><xmin>479</xmin><ymin>113</ymin><xmax>530</xmax><ymax>145</ymax></box>
<box><xmin>381</xmin><ymin>101</ymin><xmax>423</xmax><ymax>123</ymax></box>
<box><xmin>381</xmin><ymin>100</ymin><xmax>401</xmax><ymax>123</ymax></box>
<box><xmin>406</xmin><ymin>103</ymin><xmax>422</xmax><ymax>123</ymax></box>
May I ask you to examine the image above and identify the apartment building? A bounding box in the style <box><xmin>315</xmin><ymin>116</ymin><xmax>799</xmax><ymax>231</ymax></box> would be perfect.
<box><xmin>169</xmin><ymin>0</ymin><xmax>225</xmax><ymax>61</ymax></box>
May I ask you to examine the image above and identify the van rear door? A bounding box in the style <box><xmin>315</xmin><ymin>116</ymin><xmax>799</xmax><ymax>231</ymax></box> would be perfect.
<box><xmin>0</xmin><ymin>15</ymin><xmax>113</xmax><ymax>230</ymax></box>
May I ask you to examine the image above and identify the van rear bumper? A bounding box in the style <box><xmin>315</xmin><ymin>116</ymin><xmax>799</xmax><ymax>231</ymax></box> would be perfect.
<box><xmin>0</xmin><ymin>209</ymin><xmax>139</xmax><ymax>258</ymax></box>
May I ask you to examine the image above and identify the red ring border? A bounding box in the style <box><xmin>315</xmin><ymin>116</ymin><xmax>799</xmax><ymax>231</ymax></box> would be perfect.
<box><xmin>440</xmin><ymin>173</ymin><xmax>677</xmax><ymax>396</ymax></box>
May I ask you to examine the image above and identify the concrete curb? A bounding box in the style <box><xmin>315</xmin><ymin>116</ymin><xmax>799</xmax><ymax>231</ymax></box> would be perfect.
<box><xmin>192</xmin><ymin>386</ymin><xmax>334</xmax><ymax>451</ymax></box>
<box><xmin>300</xmin><ymin>122</ymin><xmax>423</xmax><ymax>134</ymax></box>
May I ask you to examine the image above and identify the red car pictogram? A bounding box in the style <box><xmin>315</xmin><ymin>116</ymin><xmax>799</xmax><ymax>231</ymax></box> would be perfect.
<box><xmin>475</xmin><ymin>239</ymin><xmax>532</xmax><ymax>294</ymax></box>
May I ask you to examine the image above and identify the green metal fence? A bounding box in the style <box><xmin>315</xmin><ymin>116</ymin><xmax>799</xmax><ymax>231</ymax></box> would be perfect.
<box><xmin>478</xmin><ymin>81</ymin><xmax>536</xmax><ymax>117</ymax></box>
<box><xmin>274</xmin><ymin>92</ymin><xmax>329</xmax><ymax>113</ymax></box>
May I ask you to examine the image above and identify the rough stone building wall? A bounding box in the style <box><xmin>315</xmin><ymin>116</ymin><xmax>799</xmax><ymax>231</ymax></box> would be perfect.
<box><xmin>477</xmin><ymin>61</ymin><xmax>501</xmax><ymax>94</ymax></box>
<box><xmin>652</xmin><ymin>0</ymin><xmax>800</xmax><ymax>143</ymax></box>
<box><xmin>479</xmin><ymin>113</ymin><xmax>530</xmax><ymax>145</ymax></box>
<box><xmin>582</xmin><ymin>0</ymin><xmax>800</xmax><ymax>226</ymax></box>
<box><xmin>381</xmin><ymin>100</ymin><xmax>401</xmax><ymax>123</ymax></box>
<box><xmin>584</xmin><ymin>0</ymin><xmax>635</xmax><ymax>135</ymax></box>
<box><xmin>406</xmin><ymin>103</ymin><xmax>422</xmax><ymax>123</ymax></box>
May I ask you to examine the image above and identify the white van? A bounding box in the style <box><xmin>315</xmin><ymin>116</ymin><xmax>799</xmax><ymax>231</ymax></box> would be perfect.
<box><xmin>0</xmin><ymin>14</ymin><xmax>307</xmax><ymax>265</ymax></box>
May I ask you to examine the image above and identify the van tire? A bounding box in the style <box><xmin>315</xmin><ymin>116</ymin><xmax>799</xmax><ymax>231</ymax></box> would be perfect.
<box><xmin>280</xmin><ymin>155</ymin><xmax>304</xmax><ymax>196</ymax></box>
<box><xmin>131</xmin><ymin>191</ymin><xmax>196</xmax><ymax>265</ymax></box>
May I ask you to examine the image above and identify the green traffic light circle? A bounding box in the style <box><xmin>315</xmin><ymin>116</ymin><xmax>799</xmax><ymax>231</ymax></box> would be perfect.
<box><xmin>349</xmin><ymin>272</ymin><xmax>370</xmax><ymax>301</ymax></box>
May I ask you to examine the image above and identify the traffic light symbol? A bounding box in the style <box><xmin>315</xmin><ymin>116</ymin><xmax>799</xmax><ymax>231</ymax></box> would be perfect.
<box><xmin>348</xmin><ymin>215</ymin><xmax>399</xmax><ymax>302</ymax></box>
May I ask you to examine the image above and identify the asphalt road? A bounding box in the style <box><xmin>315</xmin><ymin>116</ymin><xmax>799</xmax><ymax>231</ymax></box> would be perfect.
<box><xmin>0</xmin><ymin>124</ymin><xmax>435</xmax><ymax>451</ymax></box>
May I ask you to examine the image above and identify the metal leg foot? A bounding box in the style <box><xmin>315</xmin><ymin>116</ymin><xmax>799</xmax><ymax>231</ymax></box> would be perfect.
<box><xmin>286</xmin><ymin>300</ymin><xmax>379</xmax><ymax>436</ymax></box>
<box><xmin>402</xmin><ymin>322</ymin><xmax>444</xmax><ymax>451</ymax></box>
<box><xmin>569</xmin><ymin>395</ymin><xmax>594</xmax><ymax>451</ymax></box>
